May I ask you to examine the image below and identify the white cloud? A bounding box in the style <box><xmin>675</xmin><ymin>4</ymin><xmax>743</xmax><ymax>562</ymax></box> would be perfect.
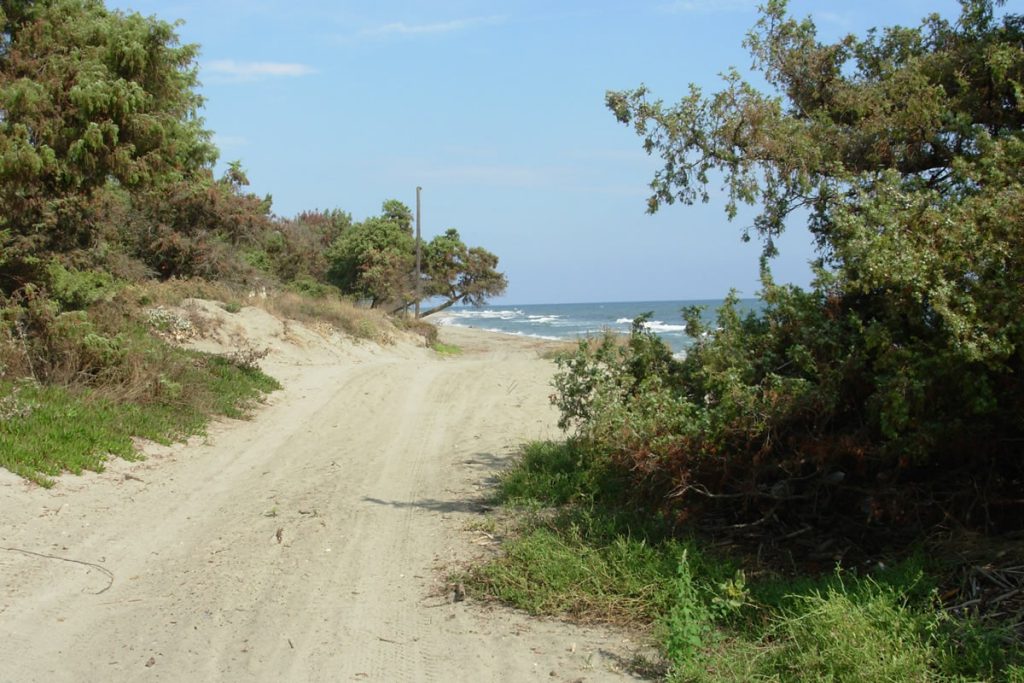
<box><xmin>362</xmin><ymin>15</ymin><xmax>505</xmax><ymax>38</ymax></box>
<box><xmin>660</xmin><ymin>0</ymin><xmax>754</xmax><ymax>14</ymax></box>
<box><xmin>203</xmin><ymin>60</ymin><xmax>316</xmax><ymax>83</ymax></box>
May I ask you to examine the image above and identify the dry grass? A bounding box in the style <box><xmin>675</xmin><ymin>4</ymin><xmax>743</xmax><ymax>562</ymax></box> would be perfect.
<box><xmin>263</xmin><ymin>291</ymin><xmax>394</xmax><ymax>344</ymax></box>
<box><xmin>536</xmin><ymin>340</ymin><xmax>579</xmax><ymax>361</ymax></box>
<box><xmin>393</xmin><ymin>316</ymin><xmax>439</xmax><ymax>347</ymax></box>
<box><xmin>131</xmin><ymin>278</ymin><xmax>248</xmax><ymax>309</ymax></box>
<box><xmin>130</xmin><ymin>279</ymin><xmax>402</xmax><ymax>345</ymax></box>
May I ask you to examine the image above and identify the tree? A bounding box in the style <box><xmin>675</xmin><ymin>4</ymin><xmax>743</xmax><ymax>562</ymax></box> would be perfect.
<box><xmin>326</xmin><ymin>202</ymin><xmax>508</xmax><ymax>315</ymax></box>
<box><xmin>419</xmin><ymin>228</ymin><xmax>507</xmax><ymax>317</ymax></box>
<box><xmin>326</xmin><ymin>200</ymin><xmax>415</xmax><ymax>307</ymax></box>
<box><xmin>124</xmin><ymin>163</ymin><xmax>274</xmax><ymax>281</ymax></box>
<box><xmin>594</xmin><ymin>0</ymin><xmax>1024</xmax><ymax>528</ymax></box>
<box><xmin>0</xmin><ymin>0</ymin><xmax>215</xmax><ymax>291</ymax></box>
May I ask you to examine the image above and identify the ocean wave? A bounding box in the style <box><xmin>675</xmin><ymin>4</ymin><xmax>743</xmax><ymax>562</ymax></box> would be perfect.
<box><xmin>614</xmin><ymin>317</ymin><xmax>687</xmax><ymax>333</ymax></box>
<box><xmin>526</xmin><ymin>315</ymin><xmax>562</xmax><ymax>324</ymax></box>
<box><xmin>480</xmin><ymin>327</ymin><xmax>562</xmax><ymax>341</ymax></box>
<box><xmin>432</xmin><ymin>318</ymin><xmax>562</xmax><ymax>342</ymax></box>
<box><xmin>443</xmin><ymin>308</ymin><xmax>523</xmax><ymax>321</ymax></box>
<box><xmin>647</xmin><ymin>321</ymin><xmax>687</xmax><ymax>333</ymax></box>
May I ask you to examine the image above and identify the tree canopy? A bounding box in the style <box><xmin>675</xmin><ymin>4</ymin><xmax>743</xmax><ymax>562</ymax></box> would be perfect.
<box><xmin>420</xmin><ymin>228</ymin><xmax>508</xmax><ymax>317</ymax></box>
<box><xmin>0</xmin><ymin>0</ymin><xmax>216</xmax><ymax>291</ymax></box>
<box><xmin>327</xmin><ymin>201</ymin><xmax>507</xmax><ymax>315</ymax></box>
<box><xmin>326</xmin><ymin>201</ymin><xmax>416</xmax><ymax>307</ymax></box>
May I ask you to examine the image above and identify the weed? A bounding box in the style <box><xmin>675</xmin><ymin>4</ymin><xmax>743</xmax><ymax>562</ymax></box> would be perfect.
<box><xmin>431</xmin><ymin>341</ymin><xmax>461</xmax><ymax>356</ymax></box>
<box><xmin>394</xmin><ymin>317</ymin><xmax>438</xmax><ymax>346</ymax></box>
<box><xmin>663</xmin><ymin>551</ymin><xmax>713</xmax><ymax>670</ymax></box>
<box><xmin>471</xmin><ymin>440</ymin><xmax>1024</xmax><ymax>682</ymax></box>
<box><xmin>0</xmin><ymin>343</ymin><xmax>280</xmax><ymax>486</ymax></box>
<box><xmin>226</xmin><ymin>344</ymin><xmax>270</xmax><ymax>371</ymax></box>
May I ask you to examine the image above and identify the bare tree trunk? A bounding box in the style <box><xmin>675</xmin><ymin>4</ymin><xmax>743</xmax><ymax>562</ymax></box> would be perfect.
<box><xmin>389</xmin><ymin>300</ymin><xmax>413</xmax><ymax>315</ymax></box>
<box><xmin>417</xmin><ymin>295</ymin><xmax>465</xmax><ymax>319</ymax></box>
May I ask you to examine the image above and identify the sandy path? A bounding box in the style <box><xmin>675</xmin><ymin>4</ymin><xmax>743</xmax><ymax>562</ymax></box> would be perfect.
<box><xmin>0</xmin><ymin>321</ymin><xmax>644</xmax><ymax>682</ymax></box>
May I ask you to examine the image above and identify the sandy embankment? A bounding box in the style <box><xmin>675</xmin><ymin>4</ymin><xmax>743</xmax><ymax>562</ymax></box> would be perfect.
<box><xmin>0</xmin><ymin>303</ymin><xmax>645</xmax><ymax>682</ymax></box>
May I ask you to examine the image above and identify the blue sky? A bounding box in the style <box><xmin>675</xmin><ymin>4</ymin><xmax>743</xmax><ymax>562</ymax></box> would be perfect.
<box><xmin>108</xmin><ymin>0</ymin><xmax>968</xmax><ymax>304</ymax></box>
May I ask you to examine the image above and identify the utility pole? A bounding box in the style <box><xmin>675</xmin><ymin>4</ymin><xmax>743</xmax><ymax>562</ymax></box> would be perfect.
<box><xmin>415</xmin><ymin>186</ymin><xmax>422</xmax><ymax>319</ymax></box>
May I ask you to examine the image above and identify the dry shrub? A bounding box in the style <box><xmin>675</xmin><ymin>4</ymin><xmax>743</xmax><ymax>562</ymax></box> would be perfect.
<box><xmin>132</xmin><ymin>278</ymin><xmax>248</xmax><ymax>308</ymax></box>
<box><xmin>264</xmin><ymin>291</ymin><xmax>395</xmax><ymax>344</ymax></box>
<box><xmin>0</xmin><ymin>322</ymin><xmax>31</xmax><ymax>379</ymax></box>
<box><xmin>226</xmin><ymin>344</ymin><xmax>270</xmax><ymax>371</ymax></box>
<box><xmin>0</xmin><ymin>289</ymin><xmax>181</xmax><ymax>404</ymax></box>
<box><xmin>393</xmin><ymin>316</ymin><xmax>438</xmax><ymax>347</ymax></box>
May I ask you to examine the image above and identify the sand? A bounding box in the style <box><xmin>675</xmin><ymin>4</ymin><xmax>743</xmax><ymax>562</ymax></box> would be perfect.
<box><xmin>0</xmin><ymin>305</ymin><xmax>646</xmax><ymax>682</ymax></box>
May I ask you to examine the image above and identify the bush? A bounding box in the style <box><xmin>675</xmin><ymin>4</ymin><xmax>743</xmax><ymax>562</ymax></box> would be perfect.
<box><xmin>593</xmin><ymin>1</ymin><xmax>1024</xmax><ymax>537</ymax></box>
<box><xmin>474</xmin><ymin>441</ymin><xmax>1024</xmax><ymax>681</ymax></box>
<box><xmin>44</xmin><ymin>262</ymin><xmax>120</xmax><ymax>311</ymax></box>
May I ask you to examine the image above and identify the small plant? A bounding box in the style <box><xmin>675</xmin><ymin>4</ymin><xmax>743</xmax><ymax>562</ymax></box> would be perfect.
<box><xmin>663</xmin><ymin>551</ymin><xmax>713</xmax><ymax>670</ymax></box>
<box><xmin>0</xmin><ymin>381</ymin><xmax>38</xmax><ymax>420</ymax></box>
<box><xmin>431</xmin><ymin>341</ymin><xmax>461</xmax><ymax>355</ymax></box>
<box><xmin>222</xmin><ymin>301</ymin><xmax>242</xmax><ymax>314</ymax></box>
<box><xmin>145</xmin><ymin>306</ymin><xmax>195</xmax><ymax>341</ymax></box>
<box><xmin>226</xmin><ymin>345</ymin><xmax>270</xmax><ymax>371</ymax></box>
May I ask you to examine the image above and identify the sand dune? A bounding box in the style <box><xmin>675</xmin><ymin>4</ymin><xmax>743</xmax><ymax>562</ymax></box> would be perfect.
<box><xmin>0</xmin><ymin>305</ymin><xmax>643</xmax><ymax>682</ymax></box>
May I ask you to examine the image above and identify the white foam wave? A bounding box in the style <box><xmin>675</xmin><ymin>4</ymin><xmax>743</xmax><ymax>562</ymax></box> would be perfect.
<box><xmin>614</xmin><ymin>317</ymin><xmax>686</xmax><ymax>333</ymax></box>
<box><xmin>444</xmin><ymin>308</ymin><xmax>523</xmax><ymax>321</ymax></box>
<box><xmin>646</xmin><ymin>321</ymin><xmax>687</xmax><ymax>333</ymax></box>
<box><xmin>480</xmin><ymin>328</ymin><xmax>562</xmax><ymax>342</ymax></box>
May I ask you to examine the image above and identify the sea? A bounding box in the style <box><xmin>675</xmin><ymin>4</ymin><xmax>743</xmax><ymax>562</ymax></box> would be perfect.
<box><xmin>435</xmin><ymin>299</ymin><xmax>762</xmax><ymax>354</ymax></box>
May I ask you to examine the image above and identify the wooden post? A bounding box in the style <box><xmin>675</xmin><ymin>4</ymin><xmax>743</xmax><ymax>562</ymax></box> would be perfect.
<box><xmin>415</xmin><ymin>186</ymin><xmax>422</xmax><ymax>318</ymax></box>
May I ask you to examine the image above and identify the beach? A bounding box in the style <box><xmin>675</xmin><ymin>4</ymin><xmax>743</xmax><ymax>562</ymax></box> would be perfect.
<box><xmin>0</xmin><ymin>308</ymin><xmax>641</xmax><ymax>682</ymax></box>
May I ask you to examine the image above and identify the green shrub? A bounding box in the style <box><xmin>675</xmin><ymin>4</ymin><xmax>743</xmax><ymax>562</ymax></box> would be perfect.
<box><xmin>44</xmin><ymin>262</ymin><xmax>120</xmax><ymax>311</ymax></box>
<box><xmin>475</xmin><ymin>441</ymin><xmax>1024</xmax><ymax>682</ymax></box>
<box><xmin>0</xmin><ymin>351</ymin><xmax>279</xmax><ymax>487</ymax></box>
<box><xmin>287</xmin><ymin>276</ymin><xmax>338</xmax><ymax>299</ymax></box>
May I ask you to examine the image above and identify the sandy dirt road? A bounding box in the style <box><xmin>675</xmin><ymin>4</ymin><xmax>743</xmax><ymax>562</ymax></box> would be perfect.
<box><xmin>0</xmin><ymin>317</ymin><xmax>645</xmax><ymax>682</ymax></box>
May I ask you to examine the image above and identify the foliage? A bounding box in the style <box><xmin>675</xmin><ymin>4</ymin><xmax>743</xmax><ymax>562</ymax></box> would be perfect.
<box><xmin>326</xmin><ymin>202</ymin><xmax>507</xmax><ymax>315</ymax></box>
<box><xmin>592</xmin><ymin>0</ymin><xmax>1024</xmax><ymax>532</ymax></box>
<box><xmin>326</xmin><ymin>200</ymin><xmax>415</xmax><ymax>307</ymax></box>
<box><xmin>44</xmin><ymin>261</ymin><xmax>120</xmax><ymax>310</ymax></box>
<box><xmin>0</xmin><ymin>0</ymin><xmax>215</xmax><ymax>290</ymax></box>
<box><xmin>269</xmin><ymin>209</ymin><xmax>352</xmax><ymax>285</ymax></box>
<box><xmin>0</xmin><ymin>291</ymin><xmax>280</xmax><ymax>486</ymax></box>
<box><xmin>420</xmin><ymin>228</ymin><xmax>508</xmax><ymax>317</ymax></box>
<box><xmin>120</xmin><ymin>164</ymin><xmax>274</xmax><ymax>282</ymax></box>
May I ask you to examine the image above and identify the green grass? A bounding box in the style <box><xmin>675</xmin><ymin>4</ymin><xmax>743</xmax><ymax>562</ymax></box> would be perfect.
<box><xmin>431</xmin><ymin>341</ymin><xmax>462</xmax><ymax>355</ymax></box>
<box><xmin>0</xmin><ymin>353</ymin><xmax>280</xmax><ymax>487</ymax></box>
<box><xmin>469</xmin><ymin>439</ymin><xmax>1024</xmax><ymax>682</ymax></box>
